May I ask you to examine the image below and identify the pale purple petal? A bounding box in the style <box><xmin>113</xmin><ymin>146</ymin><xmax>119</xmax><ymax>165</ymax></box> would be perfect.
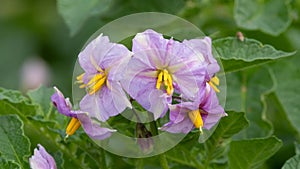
<box><xmin>51</xmin><ymin>87</ymin><xmax>76</xmax><ymax>118</ymax></box>
<box><xmin>80</xmin><ymin>84</ymin><xmax>131</xmax><ymax>122</ymax></box>
<box><xmin>78</xmin><ymin>34</ymin><xmax>112</xmax><ymax>74</ymax></box>
<box><xmin>183</xmin><ymin>37</ymin><xmax>220</xmax><ymax>79</ymax></box>
<box><xmin>201</xmin><ymin>84</ymin><xmax>226</xmax><ymax>129</ymax></box>
<box><xmin>132</xmin><ymin>29</ymin><xmax>172</xmax><ymax>67</ymax></box>
<box><xmin>76</xmin><ymin>111</ymin><xmax>116</xmax><ymax>140</ymax></box>
<box><xmin>161</xmin><ymin>105</ymin><xmax>194</xmax><ymax>134</ymax></box>
<box><xmin>29</xmin><ymin>144</ymin><xmax>57</xmax><ymax>169</ymax></box>
<box><xmin>79</xmin><ymin>33</ymin><xmax>132</xmax><ymax>76</ymax></box>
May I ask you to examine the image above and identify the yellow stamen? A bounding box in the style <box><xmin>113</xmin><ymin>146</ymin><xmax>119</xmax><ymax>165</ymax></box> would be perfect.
<box><xmin>156</xmin><ymin>69</ymin><xmax>174</xmax><ymax>95</ymax></box>
<box><xmin>211</xmin><ymin>76</ymin><xmax>219</xmax><ymax>85</ymax></box>
<box><xmin>76</xmin><ymin>73</ymin><xmax>84</xmax><ymax>81</ymax></box>
<box><xmin>188</xmin><ymin>109</ymin><xmax>203</xmax><ymax>130</ymax></box>
<box><xmin>86</xmin><ymin>73</ymin><xmax>104</xmax><ymax>86</ymax></box>
<box><xmin>89</xmin><ymin>76</ymin><xmax>106</xmax><ymax>95</ymax></box>
<box><xmin>156</xmin><ymin>71</ymin><xmax>163</xmax><ymax>89</ymax></box>
<box><xmin>66</xmin><ymin>117</ymin><xmax>81</xmax><ymax>137</ymax></box>
<box><xmin>208</xmin><ymin>76</ymin><xmax>220</xmax><ymax>93</ymax></box>
<box><xmin>79</xmin><ymin>84</ymin><xmax>86</xmax><ymax>88</ymax></box>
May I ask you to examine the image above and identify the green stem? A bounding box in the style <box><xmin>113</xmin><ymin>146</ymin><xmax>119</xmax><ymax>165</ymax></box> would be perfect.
<box><xmin>159</xmin><ymin>154</ymin><xmax>170</xmax><ymax>169</ymax></box>
<box><xmin>100</xmin><ymin>147</ymin><xmax>107</xmax><ymax>169</ymax></box>
<box><xmin>148</xmin><ymin>114</ymin><xmax>169</xmax><ymax>169</ymax></box>
<box><xmin>136</xmin><ymin>159</ymin><xmax>144</xmax><ymax>169</ymax></box>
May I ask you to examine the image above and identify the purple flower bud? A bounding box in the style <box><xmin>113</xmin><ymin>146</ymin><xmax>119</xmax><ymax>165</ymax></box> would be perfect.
<box><xmin>29</xmin><ymin>144</ymin><xmax>57</xmax><ymax>169</ymax></box>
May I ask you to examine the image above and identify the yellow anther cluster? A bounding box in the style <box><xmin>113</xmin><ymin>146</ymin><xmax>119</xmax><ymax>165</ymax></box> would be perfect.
<box><xmin>188</xmin><ymin>109</ymin><xmax>204</xmax><ymax>133</ymax></box>
<box><xmin>208</xmin><ymin>76</ymin><xmax>220</xmax><ymax>93</ymax></box>
<box><xmin>156</xmin><ymin>69</ymin><xmax>174</xmax><ymax>95</ymax></box>
<box><xmin>76</xmin><ymin>72</ymin><xmax>107</xmax><ymax>95</ymax></box>
<box><xmin>66</xmin><ymin>117</ymin><xmax>81</xmax><ymax>137</ymax></box>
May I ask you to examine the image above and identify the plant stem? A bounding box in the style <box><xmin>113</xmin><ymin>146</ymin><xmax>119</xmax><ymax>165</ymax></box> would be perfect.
<box><xmin>148</xmin><ymin>114</ymin><xmax>169</xmax><ymax>169</ymax></box>
<box><xmin>100</xmin><ymin>147</ymin><xmax>107</xmax><ymax>169</ymax></box>
<box><xmin>159</xmin><ymin>153</ymin><xmax>170</xmax><ymax>169</ymax></box>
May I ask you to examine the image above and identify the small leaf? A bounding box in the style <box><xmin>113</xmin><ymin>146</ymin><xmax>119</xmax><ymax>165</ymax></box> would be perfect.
<box><xmin>213</xmin><ymin>37</ymin><xmax>295</xmax><ymax>73</ymax></box>
<box><xmin>203</xmin><ymin>111</ymin><xmax>249</xmax><ymax>167</ymax></box>
<box><xmin>282</xmin><ymin>154</ymin><xmax>300</xmax><ymax>169</ymax></box>
<box><xmin>27</xmin><ymin>85</ymin><xmax>54</xmax><ymax>116</ymax></box>
<box><xmin>234</xmin><ymin>0</ymin><xmax>292</xmax><ymax>35</ymax></box>
<box><xmin>57</xmin><ymin>0</ymin><xmax>110</xmax><ymax>36</ymax></box>
<box><xmin>0</xmin><ymin>115</ymin><xmax>31</xmax><ymax>168</ymax></box>
<box><xmin>228</xmin><ymin>136</ymin><xmax>282</xmax><ymax>169</ymax></box>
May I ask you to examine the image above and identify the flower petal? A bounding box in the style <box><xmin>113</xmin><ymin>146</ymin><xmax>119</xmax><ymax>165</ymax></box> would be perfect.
<box><xmin>79</xmin><ymin>33</ymin><xmax>132</xmax><ymax>75</ymax></box>
<box><xmin>29</xmin><ymin>144</ymin><xmax>57</xmax><ymax>169</ymax></box>
<box><xmin>51</xmin><ymin>87</ymin><xmax>76</xmax><ymax>117</ymax></box>
<box><xmin>183</xmin><ymin>37</ymin><xmax>220</xmax><ymax>78</ymax></box>
<box><xmin>132</xmin><ymin>29</ymin><xmax>172</xmax><ymax>67</ymax></box>
<box><xmin>76</xmin><ymin>111</ymin><xmax>116</xmax><ymax>140</ymax></box>
<box><xmin>80</xmin><ymin>84</ymin><xmax>131</xmax><ymax>122</ymax></box>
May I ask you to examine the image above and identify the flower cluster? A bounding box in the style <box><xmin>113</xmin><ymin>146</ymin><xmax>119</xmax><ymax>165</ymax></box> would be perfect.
<box><xmin>51</xmin><ymin>29</ymin><xmax>226</xmax><ymax>141</ymax></box>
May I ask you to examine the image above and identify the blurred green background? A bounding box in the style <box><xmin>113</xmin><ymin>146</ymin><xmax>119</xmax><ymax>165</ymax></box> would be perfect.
<box><xmin>1</xmin><ymin>0</ymin><xmax>298</xmax><ymax>94</ymax></box>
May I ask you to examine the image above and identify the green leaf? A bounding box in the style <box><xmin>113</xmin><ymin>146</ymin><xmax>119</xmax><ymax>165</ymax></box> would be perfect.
<box><xmin>270</xmin><ymin>55</ymin><xmax>300</xmax><ymax>134</ymax></box>
<box><xmin>27</xmin><ymin>85</ymin><xmax>54</xmax><ymax>116</ymax></box>
<box><xmin>228</xmin><ymin>136</ymin><xmax>282</xmax><ymax>169</ymax></box>
<box><xmin>203</xmin><ymin>111</ymin><xmax>249</xmax><ymax>167</ymax></box>
<box><xmin>57</xmin><ymin>0</ymin><xmax>110</xmax><ymax>36</ymax></box>
<box><xmin>282</xmin><ymin>154</ymin><xmax>300</xmax><ymax>169</ymax></box>
<box><xmin>0</xmin><ymin>88</ymin><xmax>37</xmax><ymax>117</ymax></box>
<box><xmin>234</xmin><ymin>0</ymin><xmax>292</xmax><ymax>36</ymax></box>
<box><xmin>213</xmin><ymin>37</ymin><xmax>295</xmax><ymax>73</ymax></box>
<box><xmin>0</xmin><ymin>158</ymin><xmax>21</xmax><ymax>169</ymax></box>
<box><xmin>0</xmin><ymin>115</ymin><xmax>31</xmax><ymax>168</ymax></box>
<box><xmin>295</xmin><ymin>143</ymin><xmax>300</xmax><ymax>155</ymax></box>
<box><xmin>226</xmin><ymin>67</ymin><xmax>274</xmax><ymax>138</ymax></box>
<box><xmin>282</xmin><ymin>143</ymin><xmax>300</xmax><ymax>169</ymax></box>
<box><xmin>0</xmin><ymin>88</ymin><xmax>83</xmax><ymax>169</ymax></box>
<box><xmin>166</xmin><ymin>133</ymin><xmax>204</xmax><ymax>169</ymax></box>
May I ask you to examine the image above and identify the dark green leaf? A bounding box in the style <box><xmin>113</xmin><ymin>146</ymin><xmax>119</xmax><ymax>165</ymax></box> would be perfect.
<box><xmin>57</xmin><ymin>0</ymin><xmax>110</xmax><ymax>36</ymax></box>
<box><xmin>0</xmin><ymin>88</ymin><xmax>37</xmax><ymax>117</ymax></box>
<box><xmin>234</xmin><ymin>0</ymin><xmax>292</xmax><ymax>35</ymax></box>
<box><xmin>203</xmin><ymin>111</ymin><xmax>249</xmax><ymax>167</ymax></box>
<box><xmin>0</xmin><ymin>158</ymin><xmax>21</xmax><ymax>169</ymax></box>
<box><xmin>270</xmin><ymin>55</ymin><xmax>300</xmax><ymax>134</ymax></box>
<box><xmin>228</xmin><ymin>136</ymin><xmax>282</xmax><ymax>169</ymax></box>
<box><xmin>226</xmin><ymin>67</ymin><xmax>273</xmax><ymax>139</ymax></box>
<box><xmin>0</xmin><ymin>115</ymin><xmax>30</xmax><ymax>168</ymax></box>
<box><xmin>27</xmin><ymin>85</ymin><xmax>54</xmax><ymax>116</ymax></box>
<box><xmin>0</xmin><ymin>88</ymin><xmax>83</xmax><ymax>169</ymax></box>
<box><xmin>282</xmin><ymin>154</ymin><xmax>300</xmax><ymax>169</ymax></box>
<box><xmin>213</xmin><ymin>37</ymin><xmax>295</xmax><ymax>73</ymax></box>
<box><xmin>295</xmin><ymin>143</ymin><xmax>300</xmax><ymax>155</ymax></box>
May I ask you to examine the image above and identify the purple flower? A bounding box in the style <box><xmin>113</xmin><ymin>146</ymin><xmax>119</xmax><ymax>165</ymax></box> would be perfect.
<box><xmin>161</xmin><ymin>83</ymin><xmax>226</xmax><ymax>134</ymax></box>
<box><xmin>77</xmin><ymin>33</ymin><xmax>132</xmax><ymax>122</ymax></box>
<box><xmin>29</xmin><ymin>144</ymin><xmax>57</xmax><ymax>169</ymax></box>
<box><xmin>183</xmin><ymin>37</ymin><xmax>221</xmax><ymax>92</ymax></box>
<box><xmin>51</xmin><ymin>87</ymin><xmax>115</xmax><ymax>140</ymax></box>
<box><xmin>122</xmin><ymin>29</ymin><xmax>207</xmax><ymax>119</ymax></box>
